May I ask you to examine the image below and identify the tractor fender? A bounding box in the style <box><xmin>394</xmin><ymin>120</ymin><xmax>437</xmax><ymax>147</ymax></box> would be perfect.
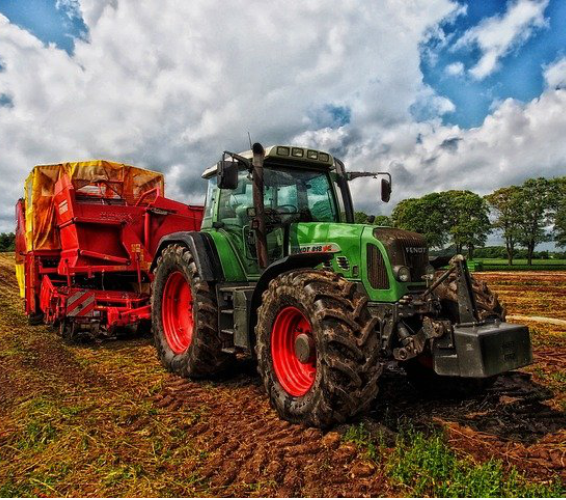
<box><xmin>151</xmin><ymin>231</ymin><xmax>223</xmax><ymax>282</ymax></box>
<box><xmin>248</xmin><ymin>252</ymin><xmax>332</xmax><ymax>347</ymax></box>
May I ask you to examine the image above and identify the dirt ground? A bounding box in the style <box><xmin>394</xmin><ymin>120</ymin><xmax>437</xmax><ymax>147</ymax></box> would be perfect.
<box><xmin>0</xmin><ymin>254</ymin><xmax>564</xmax><ymax>497</ymax></box>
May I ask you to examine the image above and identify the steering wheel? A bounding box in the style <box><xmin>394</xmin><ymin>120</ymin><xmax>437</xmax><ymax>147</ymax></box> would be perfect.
<box><xmin>276</xmin><ymin>204</ymin><xmax>299</xmax><ymax>214</ymax></box>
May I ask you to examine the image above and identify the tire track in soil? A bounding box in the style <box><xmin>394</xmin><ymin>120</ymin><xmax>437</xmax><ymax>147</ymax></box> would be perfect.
<box><xmin>151</xmin><ymin>372</ymin><xmax>391</xmax><ymax>497</ymax></box>
<box><xmin>443</xmin><ymin>272</ymin><xmax>566</xmax><ymax>480</ymax></box>
<box><xmin>373</xmin><ymin>369</ymin><xmax>566</xmax><ymax>481</ymax></box>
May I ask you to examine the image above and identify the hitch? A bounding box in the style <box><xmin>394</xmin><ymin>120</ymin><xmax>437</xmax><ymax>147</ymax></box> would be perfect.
<box><xmin>421</xmin><ymin>254</ymin><xmax>480</xmax><ymax>326</ymax></box>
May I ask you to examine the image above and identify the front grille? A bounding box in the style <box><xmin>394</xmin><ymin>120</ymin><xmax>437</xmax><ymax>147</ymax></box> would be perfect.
<box><xmin>374</xmin><ymin>228</ymin><xmax>429</xmax><ymax>282</ymax></box>
<box><xmin>367</xmin><ymin>244</ymin><xmax>390</xmax><ymax>289</ymax></box>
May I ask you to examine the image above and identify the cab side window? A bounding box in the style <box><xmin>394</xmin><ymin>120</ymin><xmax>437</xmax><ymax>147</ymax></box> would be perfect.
<box><xmin>202</xmin><ymin>177</ymin><xmax>217</xmax><ymax>225</ymax></box>
<box><xmin>218</xmin><ymin>171</ymin><xmax>252</xmax><ymax>226</ymax></box>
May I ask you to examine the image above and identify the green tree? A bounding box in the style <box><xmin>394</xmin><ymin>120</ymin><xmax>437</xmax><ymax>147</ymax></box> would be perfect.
<box><xmin>515</xmin><ymin>178</ymin><xmax>554</xmax><ymax>265</ymax></box>
<box><xmin>392</xmin><ymin>191</ymin><xmax>489</xmax><ymax>254</ymax></box>
<box><xmin>392</xmin><ymin>194</ymin><xmax>451</xmax><ymax>249</ymax></box>
<box><xmin>0</xmin><ymin>233</ymin><xmax>15</xmax><ymax>252</ymax></box>
<box><xmin>554</xmin><ymin>177</ymin><xmax>566</xmax><ymax>248</ymax></box>
<box><xmin>444</xmin><ymin>191</ymin><xmax>491</xmax><ymax>259</ymax></box>
<box><xmin>354</xmin><ymin>211</ymin><xmax>370</xmax><ymax>224</ymax></box>
<box><xmin>556</xmin><ymin>205</ymin><xmax>566</xmax><ymax>248</ymax></box>
<box><xmin>373</xmin><ymin>215</ymin><xmax>393</xmax><ymax>227</ymax></box>
<box><xmin>485</xmin><ymin>186</ymin><xmax>522</xmax><ymax>265</ymax></box>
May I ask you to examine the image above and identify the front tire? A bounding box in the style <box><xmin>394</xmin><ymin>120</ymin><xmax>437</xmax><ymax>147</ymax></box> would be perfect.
<box><xmin>435</xmin><ymin>271</ymin><xmax>506</xmax><ymax>322</ymax></box>
<box><xmin>255</xmin><ymin>270</ymin><xmax>382</xmax><ymax>428</ymax></box>
<box><xmin>406</xmin><ymin>271</ymin><xmax>503</xmax><ymax>396</ymax></box>
<box><xmin>151</xmin><ymin>244</ymin><xmax>231</xmax><ymax>378</ymax></box>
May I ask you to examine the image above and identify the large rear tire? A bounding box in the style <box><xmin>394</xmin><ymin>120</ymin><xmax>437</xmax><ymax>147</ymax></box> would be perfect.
<box><xmin>255</xmin><ymin>270</ymin><xmax>382</xmax><ymax>428</ymax></box>
<box><xmin>151</xmin><ymin>244</ymin><xmax>231</xmax><ymax>378</ymax></box>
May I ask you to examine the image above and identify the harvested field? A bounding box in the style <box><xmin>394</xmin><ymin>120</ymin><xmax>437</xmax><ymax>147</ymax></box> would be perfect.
<box><xmin>0</xmin><ymin>253</ymin><xmax>564</xmax><ymax>497</ymax></box>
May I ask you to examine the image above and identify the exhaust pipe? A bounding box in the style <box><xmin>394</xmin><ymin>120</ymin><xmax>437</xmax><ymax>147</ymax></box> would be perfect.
<box><xmin>251</xmin><ymin>143</ymin><xmax>268</xmax><ymax>269</ymax></box>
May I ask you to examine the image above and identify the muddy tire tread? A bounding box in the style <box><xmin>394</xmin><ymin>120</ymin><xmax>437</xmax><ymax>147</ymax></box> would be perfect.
<box><xmin>255</xmin><ymin>269</ymin><xmax>382</xmax><ymax>428</ymax></box>
<box><xmin>151</xmin><ymin>244</ymin><xmax>231</xmax><ymax>378</ymax></box>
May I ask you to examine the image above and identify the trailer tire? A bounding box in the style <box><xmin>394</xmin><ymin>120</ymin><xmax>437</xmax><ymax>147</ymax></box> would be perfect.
<box><xmin>255</xmin><ymin>270</ymin><xmax>382</xmax><ymax>428</ymax></box>
<box><xmin>27</xmin><ymin>312</ymin><xmax>44</xmax><ymax>326</ymax></box>
<box><xmin>151</xmin><ymin>244</ymin><xmax>231</xmax><ymax>378</ymax></box>
<box><xmin>58</xmin><ymin>319</ymin><xmax>81</xmax><ymax>344</ymax></box>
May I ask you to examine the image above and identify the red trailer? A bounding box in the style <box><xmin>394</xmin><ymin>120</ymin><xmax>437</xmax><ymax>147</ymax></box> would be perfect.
<box><xmin>16</xmin><ymin>160</ymin><xmax>203</xmax><ymax>340</ymax></box>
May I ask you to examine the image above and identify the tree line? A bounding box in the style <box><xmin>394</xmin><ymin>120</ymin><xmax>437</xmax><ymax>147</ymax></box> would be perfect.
<box><xmin>356</xmin><ymin>176</ymin><xmax>566</xmax><ymax>265</ymax></box>
<box><xmin>0</xmin><ymin>232</ymin><xmax>15</xmax><ymax>252</ymax></box>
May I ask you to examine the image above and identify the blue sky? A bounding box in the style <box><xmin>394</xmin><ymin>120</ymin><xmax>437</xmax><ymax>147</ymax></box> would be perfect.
<box><xmin>0</xmin><ymin>0</ymin><xmax>86</xmax><ymax>53</ymax></box>
<box><xmin>422</xmin><ymin>0</ymin><xmax>566</xmax><ymax>127</ymax></box>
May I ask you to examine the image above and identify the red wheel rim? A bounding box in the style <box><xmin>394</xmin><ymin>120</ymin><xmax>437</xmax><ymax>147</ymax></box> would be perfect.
<box><xmin>271</xmin><ymin>306</ymin><xmax>316</xmax><ymax>397</ymax></box>
<box><xmin>162</xmin><ymin>271</ymin><xmax>194</xmax><ymax>354</ymax></box>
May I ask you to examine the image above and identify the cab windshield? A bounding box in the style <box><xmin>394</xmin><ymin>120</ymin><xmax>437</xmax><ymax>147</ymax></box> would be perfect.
<box><xmin>218</xmin><ymin>166</ymin><xmax>339</xmax><ymax>224</ymax></box>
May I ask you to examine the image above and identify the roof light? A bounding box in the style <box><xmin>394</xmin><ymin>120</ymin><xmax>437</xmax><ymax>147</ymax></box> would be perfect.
<box><xmin>292</xmin><ymin>148</ymin><xmax>304</xmax><ymax>158</ymax></box>
<box><xmin>276</xmin><ymin>146</ymin><xmax>290</xmax><ymax>156</ymax></box>
<box><xmin>319</xmin><ymin>153</ymin><xmax>330</xmax><ymax>162</ymax></box>
<box><xmin>306</xmin><ymin>150</ymin><xmax>318</xmax><ymax>160</ymax></box>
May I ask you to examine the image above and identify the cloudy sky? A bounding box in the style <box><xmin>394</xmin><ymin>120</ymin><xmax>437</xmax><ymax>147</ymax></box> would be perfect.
<box><xmin>0</xmin><ymin>0</ymin><xmax>566</xmax><ymax>232</ymax></box>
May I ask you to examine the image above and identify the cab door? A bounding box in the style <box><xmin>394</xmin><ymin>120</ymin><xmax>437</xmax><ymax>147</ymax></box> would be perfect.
<box><xmin>215</xmin><ymin>170</ymin><xmax>262</xmax><ymax>278</ymax></box>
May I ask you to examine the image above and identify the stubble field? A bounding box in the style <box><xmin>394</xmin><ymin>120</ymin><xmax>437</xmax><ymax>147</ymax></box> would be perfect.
<box><xmin>0</xmin><ymin>253</ymin><xmax>564</xmax><ymax>497</ymax></box>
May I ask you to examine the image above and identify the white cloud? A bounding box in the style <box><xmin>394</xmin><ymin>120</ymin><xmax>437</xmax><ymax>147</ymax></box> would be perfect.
<box><xmin>0</xmin><ymin>0</ymin><xmax>565</xmax><ymax>234</ymax></box>
<box><xmin>544</xmin><ymin>56</ymin><xmax>566</xmax><ymax>89</ymax></box>
<box><xmin>455</xmin><ymin>0</ymin><xmax>549</xmax><ymax>80</ymax></box>
<box><xmin>445</xmin><ymin>61</ymin><xmax>464</xmax><ymax>76</ymax></box>
<box><xmin>327</xmin><ymin>88</ymin><xmax>566</xmax><ymax>214</ymax></box>
<box><xmin>0</xmin><ymin>0</ymin><xmax>459</xmax><ymax>231</ymax></box>
<box><xmin>55</xmin><ymin>0</ymin><xmax>82</xmax><ymax>19</ymax></box>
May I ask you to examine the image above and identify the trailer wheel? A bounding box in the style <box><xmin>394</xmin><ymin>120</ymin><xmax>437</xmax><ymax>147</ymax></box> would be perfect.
<box><xmin>27</xmin><ymin>312</ymin><xmax>44</xmax><ymax>326</ymax></box>
<box><xmin>57</xmin><ymin>319</ymin><xmax>92</xmax><ymax>344</ymax></box>
<box><xmin>255</xmin><ymin>270</ymin><xmax>382</xmax><ymax>428</ymax></box>
<box><xmin>151</xmin><ymin>244</ymin><xmax>231</xmax><ymax>378</ymax></box>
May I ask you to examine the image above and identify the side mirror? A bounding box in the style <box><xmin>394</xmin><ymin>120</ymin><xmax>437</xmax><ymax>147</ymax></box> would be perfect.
<box><xmin>217</xmin><ymin>160</ymin><xmax>239</xmax><ymax>190</ymax></box>
<box><xmin>381</xmin><ymin>178</ymin><xmax>392</xmax><ymax>203</ymax></box>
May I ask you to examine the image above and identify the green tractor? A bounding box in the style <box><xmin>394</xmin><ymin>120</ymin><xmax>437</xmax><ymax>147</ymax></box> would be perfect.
<box><xmin>151</xmin><ymin>143</ymin><xmax>532</xmax><ymax>427</ymax></box>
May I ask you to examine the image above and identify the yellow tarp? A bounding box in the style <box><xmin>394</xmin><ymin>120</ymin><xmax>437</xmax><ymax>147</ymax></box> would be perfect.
<box><xmin>24</xmin><ymin>160</ymin><xmax>164</xmax><ymax>251</ymax></box>
<box><xmin>15</xmin><ymin>263</ymin><xmax>25</xmax><ymax>298</ymax></box>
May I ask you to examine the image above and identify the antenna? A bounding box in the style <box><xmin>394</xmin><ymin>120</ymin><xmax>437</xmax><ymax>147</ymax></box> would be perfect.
<box><xmin>247</xmin><ymin>131</ymin><xmax>253</xmax><ymax>150</ymax></box>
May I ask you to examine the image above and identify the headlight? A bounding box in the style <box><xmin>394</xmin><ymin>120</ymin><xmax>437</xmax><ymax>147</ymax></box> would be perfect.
<box><xmin>424</xmin><ymin>264</ymin><xmax>435</xmax><ymax>277</ymax></box>
<box><xmin>395</xmin><ymin>266</ymin><xmax>411</xmax><ymax>282</ymax></box>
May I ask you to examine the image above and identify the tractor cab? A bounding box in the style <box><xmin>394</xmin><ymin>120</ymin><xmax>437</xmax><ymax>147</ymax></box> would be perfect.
<box><xmin>201</xmin><ymin>145</ymin><xmax>391</xmax><ymax>279</ymax></box>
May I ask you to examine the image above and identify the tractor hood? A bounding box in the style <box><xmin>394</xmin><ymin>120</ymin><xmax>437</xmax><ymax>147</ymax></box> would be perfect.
<box><xmin>289</xmin><ymin>222</ymin><xmax>429</xmax><ymax>302</ymax></box>
<box><xmin>289</xmin><ymin>222</ymin><xmax>365</xmax><ymax>259</ymax></box>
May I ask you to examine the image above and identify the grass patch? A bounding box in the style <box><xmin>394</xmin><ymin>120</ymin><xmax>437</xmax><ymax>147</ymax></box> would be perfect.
<box><xmin>342</xmin><ymin>423</ymin><xmax>383</xmax><ymax>461</ymax></box>
<box><xmin>389</xmin><ymin>427</ymin><xmax>564</xmax><ymax>497</ymax></box>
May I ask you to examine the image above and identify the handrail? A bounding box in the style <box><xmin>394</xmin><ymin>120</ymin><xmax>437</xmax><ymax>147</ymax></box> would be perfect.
<box><xmin>135</xmin><ymin>187</ymin><xmax>161</xmax><ymax>207</ymax></box>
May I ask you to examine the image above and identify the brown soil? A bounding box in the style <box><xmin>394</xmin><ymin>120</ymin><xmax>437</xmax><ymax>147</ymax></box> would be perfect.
<box><xmin>0</xmin><ymin>254</ymin><xmax>564</xmax><ymax>496</ymax></box>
